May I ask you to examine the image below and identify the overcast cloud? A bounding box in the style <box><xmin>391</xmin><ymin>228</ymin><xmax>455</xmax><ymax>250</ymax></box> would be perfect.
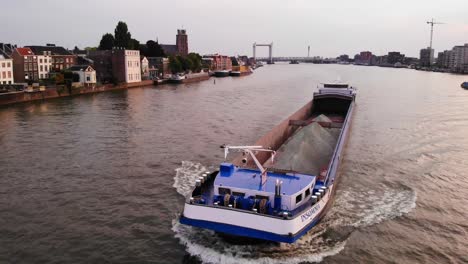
<box><xmin>2</xmin><ymin>0</ymin><xmax>468</xmax><ymax>57</ymax></box>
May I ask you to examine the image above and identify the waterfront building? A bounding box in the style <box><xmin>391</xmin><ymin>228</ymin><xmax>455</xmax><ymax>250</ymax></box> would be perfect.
<box><xmin>147</xmin><ymin>57</ymin><xmax>170</xmax><ymax>77</ymax></box>
<box><xmin>141</xmin><ymin>57</ymin><xmax>149</xmax><ymax>80</ymax></box>
<box><xmin>26</xmin><ymin>44</ymin><xmax>77</xmax><ymax>72</ymax></box>
<box><xmin>160</xmin><ymin>29</ymin><xmax>189</xmax><ymax>56</ymax></box>
<box><xmin>448</xmin><ymin>44</ymin><xmax>468</xmax><ymax>73</ymax></box>
<box><xmin>387</xmin><ymin>52</ymin><xmax>405</xmax><ymax>65</ymax></box>
<box><xmin>203</xmin><ymin>54</ymin><xmax>232</xmax><ymax>71</ymax></box>
<box><xmin>37</xmin><ymin>54</ymin><xmax>52</xmax><ymax>79</ymax></box>
<box><xmin>88</xmin><ymin>50</ymin><xmax>113</xmax><ymax>83</ymax></box>
<box><xmin>12</xmin><ymin>47</ymin><xmax>38</xmax><ymax>82</ymax></box>
<box><xmin>0</xmin><ymin>50</ymin><xmax>14</xmax><ymax>84</ymax></box>
<box><xmin>419</xmin><ymin>47</ymin><xmax>434</xmax><ymax>67</ymax></box>
<box><xmin>111</xmin><ymin>49</ymin><xmax>141</xmax><ymax>83</ymax></box>
<box><xmin>88</xmin><ymin>49</ymin><xmax>142</xmax><ymax>83</ymax></box>
<box><xmin>68</xmin><ymin>65</ymin><xmax>97</xmax><ymax>87</ymax></box>
<box><xmin>436</xmin><ymin>50</ymin><xmax>451</xmax><ymax>69</ymax></box>
<box><xmin>355</xmin><ymin>51</ymin><xmax>373</xmax><ymax>65</ymax></box>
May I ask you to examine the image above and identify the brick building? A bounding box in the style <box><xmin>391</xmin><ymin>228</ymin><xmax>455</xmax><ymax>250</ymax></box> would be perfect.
<box><xmin>26</xmin><ymin>45</ymin><xmax>77</xmax><ymax>72</ymax></box>
<box><xmin>203</xmin><ymin>54</ymin><xmax>232</xmax><ymax>71</ymax></box>
<box><xmin>88</xmin><ymin>49</ymin><xmax>141</xmax><ymax>83</ymax></box>
<box><xmin>12</xmin><ymin>48</ymin><xmax>38</xmax><ymax>82</ymax></box>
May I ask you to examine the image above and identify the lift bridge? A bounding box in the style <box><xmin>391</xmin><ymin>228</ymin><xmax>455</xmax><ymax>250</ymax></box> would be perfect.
<box><xmin>255</xmin><ymin>57</ymin><xmax>337</xmax><ymax>63</ymax></box>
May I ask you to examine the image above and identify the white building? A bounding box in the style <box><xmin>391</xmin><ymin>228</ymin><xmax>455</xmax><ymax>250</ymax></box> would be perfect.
<box><xmin>69</xmin><ymin>65</ymin><xmax>96</xmax><ymax>87</ymax></box>
<box><xmin>124</xmin><ymin>50</ymin><xmax>141</xmax><ymax>83</ymax></box>
<box><xmin>0</xmin><ymin>52</ymin><xmax>14</xmax><ymax>84</ymax></box>
<box><xmin>449</xmin><ymin>44</ymin><xmax>468</xmax><ymax>73</ymax></box>
<box><xmin>141</xmin><ymin>57</ymin><xmax>149</xmax><ymax>80</ymax></box>
<box><xmin>37</xmin><ymin>52</ymin><xmax>52</xmax><ymax>79</ymax></box>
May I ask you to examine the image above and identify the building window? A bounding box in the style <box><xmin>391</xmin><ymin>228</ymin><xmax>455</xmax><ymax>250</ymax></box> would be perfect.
<box><xmin>2</xmin><ymin>72</ymin><xmax>5</xmax><ymax>79</ymax></box>
<box><xmin>1</xmin><ymin>63</ymin><xmax>4</xmax><ymax>68</ymax></box>
<box><xmin>45</xmin><ymin>65</ymin><xmax>48</xmax><ymax>71</ymax></box>
<box><xmin>39</xmin><ymin>59</ymin><xmax>43</xmax><ymax>63</ymax></box>
<box><xmin>8</xmin><ymin>71</ymin><xmax>11</xmax><ymax>78</ymax></box>
<box><xmin>86</xmin><ymin>76</ymin><xmax>90</xmax><ymax>82</ymax></box>
<box><xmin>40</xmin><ymin>65</ymin><xmax>43</xmax><ymax>72</ymax></box>
<box><xmin>7</xmin><ymin>62</ymin><xmax>10</xmax><ymax>68</ymax></box>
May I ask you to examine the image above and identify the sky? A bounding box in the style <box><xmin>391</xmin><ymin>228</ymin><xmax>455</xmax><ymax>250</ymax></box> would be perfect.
<box><xmin>2</xmin><ymin>0</ymin><xmax>468</xmax><ymax>58</ymax></box>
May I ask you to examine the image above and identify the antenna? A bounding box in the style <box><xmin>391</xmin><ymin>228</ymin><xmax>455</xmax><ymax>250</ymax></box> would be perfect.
<box><xmin>426</xmin><ymin>18</ymin><xmax>444</xmax><ymax>50</ymax></box>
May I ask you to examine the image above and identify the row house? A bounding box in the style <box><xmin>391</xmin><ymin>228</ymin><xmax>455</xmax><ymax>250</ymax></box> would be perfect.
<box><xmin>12</xmin><ymin>48</ymin><xmax>38</xmax><ymax>82</ymax></box>
<box><xmin>0</xmin><ymin>50</ymin><xmax>14</xmax><ymax>84</ymax></box>
<box><xmin>203</xmin><ymin>54</ymin><xmax>232</xmax><ymax>71</ymax></box>
<box><xmin>26</xmin><ymin>45</ymin><xmax>77</xmax><ymax>72</ymax></box>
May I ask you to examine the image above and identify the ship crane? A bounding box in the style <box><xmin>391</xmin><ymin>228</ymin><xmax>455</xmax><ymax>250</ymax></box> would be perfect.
<box><xmin>427</xmin><ymin>18</ymin><xmax>444</xmax><ymax>50</ymax></box>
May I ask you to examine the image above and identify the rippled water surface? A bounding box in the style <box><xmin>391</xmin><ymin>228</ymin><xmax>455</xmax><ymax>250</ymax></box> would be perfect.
<box><xmin>1</xmin><ymin>64</ymin><xmax>468</xmax><ymax>263</ymax></box>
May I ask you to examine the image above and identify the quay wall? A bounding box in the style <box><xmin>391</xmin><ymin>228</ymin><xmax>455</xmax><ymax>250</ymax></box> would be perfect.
<box><xmin>0</xmin><ymin>80</ymin><xmax>154</xmax><ymax>106</ymax></box>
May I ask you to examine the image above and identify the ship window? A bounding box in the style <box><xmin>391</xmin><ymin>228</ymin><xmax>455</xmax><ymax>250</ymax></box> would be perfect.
<box><xmin>255</xmin><ymin>195</ymin><xmax>269</xmax><ymax>201</ymax></box>
<box><xmin>218</xmin><ymin>187</ymin><xmax>231</xmax><ymax>195</ymax></box>
<box><xmin>296</xmin><ymin>194</ymin><xmax>303</xmax><ymax>204</ymax></box>
<box><xmin>232</xmin><ymin>192</ymin><xmax>245</xmax><ymax>197</ymax></box>
<box><xmin>305</xmin><ymin>188</ymin><xmax>311</xmax><ymax>198</ymax></box>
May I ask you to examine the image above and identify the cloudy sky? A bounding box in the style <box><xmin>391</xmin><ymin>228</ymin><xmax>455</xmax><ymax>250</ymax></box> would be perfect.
<box><xmin>2</xmin><ymin>0</ymin><xmax>468</xmax><ymax>57</ymax></box>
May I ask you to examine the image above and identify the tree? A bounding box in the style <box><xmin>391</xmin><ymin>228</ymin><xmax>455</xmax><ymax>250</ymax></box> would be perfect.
<box><xmin>146</xmin><ymin>40</ymin><xmax>166</xmax><ymax>57</ymax></box>
<box><xmin>169</xmin><ymin>56</ymin><xmax>183</xmax><ymax>74</ymax></box>
<box><xmin>98</xmin><ymin>33</ymin><xmax>115</xmax><ymax>50</ymax></box>
<box><xmin>177</xmin><ymin>55</ymin><xmax>193</xmax><ymax>73</ymax></box>
<box><xmin>188</xmin><ymin>53</ymin><xmax>202</xmax><ymax>72</ymax></box>
<box><xmin>129</xmin><ymin>38</ymin><xmax>140</xmax><ymax>50</ymax></box>
<box><xmin>114</xmin><ymin>21</ymin><xmax>132</xmax><ymax>49</ymax></box>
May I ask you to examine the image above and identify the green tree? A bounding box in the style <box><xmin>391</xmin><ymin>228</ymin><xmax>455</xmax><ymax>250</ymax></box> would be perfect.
<box><xmin>146</xmin><ymin>40</ymin><xmax>166</xmax><ymax>57</ymax></box>
<box><xmin>129</xmin><ymin>38</ymin><xmax>140</xmax><ymax>50</ymax></box>
<box><xmin>139</xmin><ymin>44</ymin><xmax>149</xmax><ymax>57</ymax></box>
<box><xmin>188</xmin><ymin>53</ymin><xmax>202</xmax><ymax>72</ymax></box>
<box><xmin>98</xmin><ymin>33</ymin><xmax>115</xmax><ymax>50</ymax></box>
<box><xmin>114</xmin><ymin>21</ymin><xmax>132</xmax><ymax>48</ymax></box>
<box><xmin>169</xmin><ymin>56</ymin><xmax>183</xmax><ymax>74</ymax></box>
<box><xmin>177</xmin><ymin>55</ymin><xmax>193</xmax><ymax>73</ymax></box>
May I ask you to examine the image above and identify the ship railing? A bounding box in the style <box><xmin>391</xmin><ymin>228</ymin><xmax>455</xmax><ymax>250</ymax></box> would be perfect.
<box><xmin>324</xmin><ymin>100</ymin><xmax>354</xmax><ymax>185</ymax></box>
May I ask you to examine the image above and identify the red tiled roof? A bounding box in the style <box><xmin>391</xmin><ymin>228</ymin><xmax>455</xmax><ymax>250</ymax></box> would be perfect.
<box><xmin>16</xmin><ymin>48</ymin><xmax>34</xmax><ymax>56</ymax></box>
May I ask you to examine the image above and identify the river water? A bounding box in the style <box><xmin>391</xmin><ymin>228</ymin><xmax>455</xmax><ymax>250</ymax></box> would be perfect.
<box><xmin>1</xmin><ymin>64</ymin><xmax>467</xmax><ymax>264</ymax></box>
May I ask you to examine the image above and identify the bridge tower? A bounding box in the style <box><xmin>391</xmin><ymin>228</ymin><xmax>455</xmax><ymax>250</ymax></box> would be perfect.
<box><xmin>253</xmin><ymin>42</ymin><xmax>273</xmax><ymax>64</ymax></box>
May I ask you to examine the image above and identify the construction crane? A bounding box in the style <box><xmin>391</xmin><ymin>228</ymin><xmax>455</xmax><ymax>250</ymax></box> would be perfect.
<box><xmin>427</xmin><ymin>18</ymin><xmax>444</xmax><ymax>50</ymax></box>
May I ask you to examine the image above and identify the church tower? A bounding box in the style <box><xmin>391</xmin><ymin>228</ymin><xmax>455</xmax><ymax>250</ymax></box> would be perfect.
<box><xmin>176</xmin><ymin>29</ymin><xmax>188</xmax><ymax>56</ymax></box>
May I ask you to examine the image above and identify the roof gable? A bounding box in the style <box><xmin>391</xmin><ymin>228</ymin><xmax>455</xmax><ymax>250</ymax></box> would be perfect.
<box><xmin>16</xmin><ymin>48</ymin><xmax>34</xmax><ymax>56</ymax></box>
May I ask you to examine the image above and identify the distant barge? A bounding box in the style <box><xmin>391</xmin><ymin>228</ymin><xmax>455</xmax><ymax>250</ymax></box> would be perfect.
<box><xmin>180</xmin><ymin>82</ymin><xmax>356</xmax><ymax>243</ymax></box>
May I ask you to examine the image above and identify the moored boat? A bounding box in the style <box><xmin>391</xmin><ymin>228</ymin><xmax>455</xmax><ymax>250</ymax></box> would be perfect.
<box><xmin>168</xmin><ymin>74</ymin><xmax>185</xmax><ymax>84</ymax></box>
<box><xmin>214</xmin><ymin>70</ymin><xmax>230</xmax><ymax>77</ymax></box>
<box><xmin>229</xmin><ymin>71</ymin><xmax>241</xmax><ymax>77</ymax></box>
<box><xmin>461</xmin><ymin>82</ymin><xmax>468</xmax><ymax>89</ymax></box>
<box><xmin>180</xmin><ymin>82</ymin><xmax>357</xmax><ymax>243</ymax></box>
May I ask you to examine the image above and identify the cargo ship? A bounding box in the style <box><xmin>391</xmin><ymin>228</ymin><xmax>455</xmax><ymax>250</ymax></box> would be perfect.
<box><xmin>230</xmin><ymin>66</ymin><xmax>253</xmax><ymax>77</ymax></box>
<box><xmin>180</xmin><ymin>82</ymin><xmax>356</xmax><ymax>243</ymax></box>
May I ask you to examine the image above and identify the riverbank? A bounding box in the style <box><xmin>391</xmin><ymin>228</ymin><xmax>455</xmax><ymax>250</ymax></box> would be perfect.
<box><xmin>0</xmin><ymin>80</ymin><xmax>154</xmax><ymax>106</ymax></box>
